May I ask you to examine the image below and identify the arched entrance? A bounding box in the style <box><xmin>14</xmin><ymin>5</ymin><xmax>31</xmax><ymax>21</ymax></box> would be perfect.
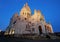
<box><xmin>38</xmin><ymin>26</ymin><xmax>42</xmax><ymax>34</ymax></box>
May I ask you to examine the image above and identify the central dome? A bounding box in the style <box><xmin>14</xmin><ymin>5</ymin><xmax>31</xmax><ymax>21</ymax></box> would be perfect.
<box><xmin>20</xmin><ymin>3</ymin><xmax>31</xmax><ymax>15</ymax></box>
<box><xmin>24</xmin><ymin>3</ymin><xmax>31</xmax><ymax>11</ymax></box>
<box><xmin>20</xmin><ymin>3</ymin><xmax>31</xmax><ymax>18</ymax></box>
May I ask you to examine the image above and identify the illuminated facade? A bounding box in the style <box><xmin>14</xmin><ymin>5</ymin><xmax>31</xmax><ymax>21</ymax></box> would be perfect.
<box><xmin>5</xmin><ymin>3</ymin><xmax>53</xmax><ymax>35</ymax></box>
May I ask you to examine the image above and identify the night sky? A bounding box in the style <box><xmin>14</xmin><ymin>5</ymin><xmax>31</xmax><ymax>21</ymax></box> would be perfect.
<box><xmin>0</xmin><ymin>0</ymin><xmax>60</xmax><ymax>32</ymax></box>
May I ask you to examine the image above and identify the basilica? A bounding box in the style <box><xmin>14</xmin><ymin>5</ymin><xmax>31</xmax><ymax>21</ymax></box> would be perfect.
<box><xmin>5</xmin><ymin>3</ymin><xmax>53</xmax><ymax>35</ymax></box>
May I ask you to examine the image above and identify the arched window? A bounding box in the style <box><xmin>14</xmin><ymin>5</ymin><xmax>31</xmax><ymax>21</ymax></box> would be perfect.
<box><xmin>27</xmin><ymin>13</ymin><xmax>30</xmax><ymax>18</ymax></box>
<box><xmin>23</xmin><ymin>12</ymin><xmax>24</xmax><ymax>15</ymax></box>
<box><xmin>13</xmin><ymin>20</ymin><xmax>16</xmax><ymax>24</ymax></box>
<box><xmin>25</xmin><ymin>13</ymin><xmax>26</xmax><ymax>15</ymax></box>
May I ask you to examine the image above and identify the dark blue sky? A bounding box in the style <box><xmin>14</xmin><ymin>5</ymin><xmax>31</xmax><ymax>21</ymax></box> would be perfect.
<box><xmin>0</xmin><ymin>0</ymin><xmax>60</xmax><ymax>32</ymax></box>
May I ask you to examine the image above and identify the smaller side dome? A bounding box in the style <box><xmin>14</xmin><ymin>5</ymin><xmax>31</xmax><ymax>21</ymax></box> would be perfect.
<box><xmin>11</xmin><ymin>13</ymin><xmax>19</xmax><ymax>21</ymax></box>
<box><xmin>13</xmin><ymin>13</ymin><xmax>18</xmax><ymax>18</ymax></box>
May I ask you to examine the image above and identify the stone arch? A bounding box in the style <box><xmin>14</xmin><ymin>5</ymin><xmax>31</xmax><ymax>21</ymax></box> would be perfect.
<box><xmin>38</xmin><ymin>25</ymin><xmax>42</xmax><ymax>34</ymax></box>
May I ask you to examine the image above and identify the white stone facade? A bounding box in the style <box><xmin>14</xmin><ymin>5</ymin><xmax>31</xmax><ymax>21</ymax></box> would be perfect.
<box><xmin>5</xmin><ymin>3</ymin><xmax>53</xmax><ymax>35</ymax></box>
